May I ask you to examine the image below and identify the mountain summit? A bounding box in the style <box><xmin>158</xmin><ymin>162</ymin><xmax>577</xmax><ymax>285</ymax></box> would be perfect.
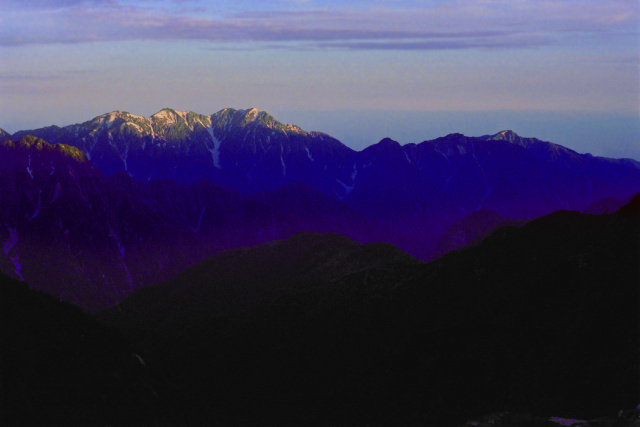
<box><xmin>0</xmin><ymin>128</ymin><xmax>11</xmax><ymax>142</ymax></box>
<box><xmin>7</xmin><ymin>109</ymin><xmax>640</xmax><ymax>261</ymax></box>
<box><xmin>11</xmin><ymin>108</ymin><xmax>353</xmax><ymax>194</ymax></box>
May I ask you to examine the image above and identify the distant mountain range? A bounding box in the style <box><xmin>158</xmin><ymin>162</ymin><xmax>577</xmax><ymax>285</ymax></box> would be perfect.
<box><xmin>1</xmin><ymin>107</ymin><xmax>638</xmax><ymax>425</ymax></box>
<box><xmin>1</xmin><ymin>109</ymin><xmax>640</xmax><ymax>309</ymax></box>
<box><xmin>0</xmin><ymin>136</ymin><xmax>379</xmax><ymax>311</ymax></box>
<box><xmin>4</xmin><ymin>108</ymin><xmax>639</xmax><ymax>215</ymax></box>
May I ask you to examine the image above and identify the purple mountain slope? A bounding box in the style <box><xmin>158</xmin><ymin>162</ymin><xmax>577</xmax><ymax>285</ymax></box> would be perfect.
<box><xmin>10</xmin><ymin>109</ymin><xmax>640</xmax><ymax>260</ymax></box>
<box><xmin>0</xmin><ymin>136</ymin><xmax>377</xmax><ymax>310</ymax></box>
<box><xmin>433</xmin><ymin>209</ymin><xmax>526</xmax><ymax>259</ymax></box>
<box><xmin>580</xmin><ymin>194</ymin><xmax>636</xmax><ymax>215</ymax></box>
<box><xmin>11</xmin><ymin>108</ymin><xmax>357</xmax><ymax>196</ymax></box>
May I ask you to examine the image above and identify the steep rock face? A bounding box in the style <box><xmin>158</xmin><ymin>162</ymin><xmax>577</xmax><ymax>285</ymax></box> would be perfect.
<box><xmin>0</xmin><ymin>137</ymin><xmax>378</xmax><ymax>310</ymax></box>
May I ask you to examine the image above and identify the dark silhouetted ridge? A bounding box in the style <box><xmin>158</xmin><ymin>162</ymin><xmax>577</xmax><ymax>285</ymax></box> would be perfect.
<box><xmin>101</xmin><ymin>198</ymin><xmax>639</xmax><ymax>424</ymax></box>
<box><xmin>0</xmin><ymin>272</ymin><xmax>185</xmax><ymax>426</ymax></box>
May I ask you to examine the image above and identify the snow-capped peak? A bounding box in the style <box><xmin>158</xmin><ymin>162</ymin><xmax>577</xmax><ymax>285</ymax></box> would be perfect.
<box><xmin>244</xmin><ymin>108</ymin><xmax>261</xmax><ymax>122</ymax></box>
<box><xmin>152</xmin><ymin>109</ymin><xmax>178</xmax><ymax>124</ymax></box>
<box><xmin>493</xmin><ymin>130</ymin><xmax>520</xmax><ymax>141</ymax></box>
<box><xmin>152</xmin><ymin>108</ymin><xmax>192</xmax><ymax>123</ymax></box>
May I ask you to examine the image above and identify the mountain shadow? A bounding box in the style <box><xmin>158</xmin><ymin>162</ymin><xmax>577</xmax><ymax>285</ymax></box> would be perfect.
<box><xmin>0</xmin><ymin>273</ymin><xmax>189</xmax><ymax>426</ymax></box>
<box><xmin>101</xmin><ymin>194</ymin><xmax>640</xmax><ymax>425</ymax></box>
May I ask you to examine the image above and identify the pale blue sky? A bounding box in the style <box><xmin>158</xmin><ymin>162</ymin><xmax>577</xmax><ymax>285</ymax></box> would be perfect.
<box><xmin>0</xmin><ymin>0</ymin><xmax>638</xmax><ymax>157</ymax></box>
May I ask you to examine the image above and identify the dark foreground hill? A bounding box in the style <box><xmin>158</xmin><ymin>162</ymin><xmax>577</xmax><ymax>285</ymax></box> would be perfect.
<box><xmin>100</xmin><ymin>195</ymin><xmax>640</xmax><ymax>425</ymax></box>
<box><xmin>0</xmin><ymin>273</ymin><xmax>187</xmax><ymax>426</ymax></box>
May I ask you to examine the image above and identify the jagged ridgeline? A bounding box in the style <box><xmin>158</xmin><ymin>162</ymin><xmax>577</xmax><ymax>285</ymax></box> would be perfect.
<box><xmin>9</xmin><ymin>109</ymin><xmax>640</xmax><ymax>213</ymax></box>
<box><xmin>0</xmin><ymin>127</ymin><xmax>12</xmax><ymax>141</ymax></box>
<box><xmin>9</xmin><ymin>108</ymin><xmax>350</xmax><ymax>195</ymax></box>
<box><xmin>11</xmin><ymin>109</ymin><xmax>640</xmax><ymax>256</ymax></box>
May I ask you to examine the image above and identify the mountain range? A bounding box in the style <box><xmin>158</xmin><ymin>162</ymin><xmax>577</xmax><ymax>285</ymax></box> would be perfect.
<box><xmin>97</xmin><ymin>195</ymin><xmax>638</xmax><ymax>425</ymax></box>
<box><xmin>0</xmin><ymin>136</ymin><xmax>380</xmax><ymax>310</ymax></box>
<box><xmin>3</xmin><ymin>108</ymin><xmax>640</xmax><ymax>260</ymax></box>
<box><xmin>2</xmin><ymin>108</ymin><xmax>640</xmax><ymax>310</ymax></box>
<box><xmin>5</xmin><ymin>193</ymin><xmax>638</xmax><ymax>424</ymax></box>
<box><xmin>0</xmin><ymin>107</ymin><xmax>638</xmax><ymax>424</ymax></box>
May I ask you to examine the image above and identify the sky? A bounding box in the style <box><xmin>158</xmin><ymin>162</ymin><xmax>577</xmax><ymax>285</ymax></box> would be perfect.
<box><xmin>0</xmin><ymin>0</ymin><xmax>638</xmax><ymax>158</ymax></box>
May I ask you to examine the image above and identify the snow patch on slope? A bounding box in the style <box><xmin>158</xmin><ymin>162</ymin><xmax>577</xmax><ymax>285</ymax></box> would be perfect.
<box><xmin>127</xmin><ymin>112</ymin><xmax>148</xmax><ymax>122</ymax></box>
<box><xmin>2</xmin><ymin>227</ymin><xmax>23</xmax><ymax>280</ymax></box>
<box><xmin>245</xmin><ymin>108</ymin><xmax>261</xmax><ymax>122</ymax></box>
<box><xmin>26</xmin><ymin>154</ymin><xmax>33</xmax><ymax>179</ymax></box>
<box><xmin>305</xmin><ymin>146</ymin><xmax>314</xmax><ymax>161</ymax></box>
<box><xmin>336</xmin><ymin>179</ymin><xmax>354</xmax><ymax>199</ymax></box>
<box><xmin>206</xmin><ymin>127</ymin><xmax>221</xmax><ymax>168</ymax></box>
<box><xmin>434</xmin><ymin>146</ymin><xmax>451</xmax><ymax>164</ymax></box>
<box><xmin>106</xmin><ymin>112</ymin><xmax>119</xmax><ymax>128</ymax></box>
<box><xmin>3</xmin><ymin>227</ymin><xmax>19</xmax><ymax>255</ymax></box>
<box><xmin>280</xmin><ymin>143</ymin><xmax>286</xmax><ymax>176</ymax></box>
<box><xmin>127</xmin><ymin>121</ymin><xmax>144</xmax><ymax>133</ymax></box>
<box><xmin>29</xmin><ymin>195</ymin><xmax>41</xmax><ymax>221</ymax></box>
<box><xmin>107</xmin><ymin>132</ymin><xmax>130</xmax><ymax>174</ymax></box>
<box><xmin>152</xmin><ymin>109</ymin><xmax>179</xmax><ymax>125</ymax></box>
<box><xmin>193</xmin><ymin>207</ymin><xmax>206</xmax><ymax>233</ymax></box>
<box><xmin>175</xmin><ymin>110</ymin><xmax>194</xmax><ymax>130</ymax></box>
<box><xmin>10</xmin><ymin>254</ymin><xmax>24</xmax><ymax>280</ymax></box>
<box><xmin>51</xmin><ymin>182</ymin><xmax>62</xmax><ymax>203</ymax></box>
<box><xmin>404</xmin><ymin>151</ymin><xmax>412</xmax><ymax>164</ymax></box>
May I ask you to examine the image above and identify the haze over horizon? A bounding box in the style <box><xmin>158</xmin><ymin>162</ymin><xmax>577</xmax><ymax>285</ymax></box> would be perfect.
<box><xmin>1</xmin><ymin>0</ymin><xmax>638</xmax><ymax>158</ymax></box>
<box><xmin>1</xmin><ymin>3</ymin><xmax>639</xmax><ymax>423</ymax></box>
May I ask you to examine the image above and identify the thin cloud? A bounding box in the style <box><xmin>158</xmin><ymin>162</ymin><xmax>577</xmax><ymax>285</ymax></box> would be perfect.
<box><xmin>0</xmin><ymin>0</ymin><xmax>636</xmax><ymax>49</ymax></box>
<box><xmin>318</xmin><ymin>34</ymin><xmax>552</xmax><ymax>51</ymax></box>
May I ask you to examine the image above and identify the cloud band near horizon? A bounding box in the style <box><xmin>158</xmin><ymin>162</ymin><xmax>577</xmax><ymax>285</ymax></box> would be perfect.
<box><xmin>0</xmin><ymin>0</ymin><xmax>636</xmax><ymax>50</ymax></box>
